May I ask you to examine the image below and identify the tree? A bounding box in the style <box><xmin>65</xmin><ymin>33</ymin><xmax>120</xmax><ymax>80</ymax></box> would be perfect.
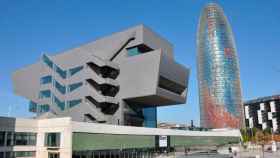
<box><xmin>240</xmin><ymin>128</ymin><xmax>250</xmax><ymax>142</ymax></box>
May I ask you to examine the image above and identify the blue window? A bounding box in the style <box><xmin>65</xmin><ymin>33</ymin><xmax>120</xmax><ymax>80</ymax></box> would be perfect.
<box><xmin>68</xmin><ymin>99</ymin><xmax>82</xmax><ymax>108</ymax></box>
<box><xmin>68</xmin><ymin>82</ymin><xmax>83</xmax><ymax>92</ymax></box>
<box><xmin>143</xmin><ymin>107</ymin><xmax>157</xmax><ymax>128</ymax></box>
<box><xmin>55</xmin><ymin>65</ymin><xmax>67</xmax><ymax>79</ymax></box>
<box><xmin>53</xmin><ymin>96</ymin><xmax>65</xmax><ymax>110</ymax></box>
<box><xmin>69</xmin><ymin>66</ymin><xmax>83</xmax><ymax>76</ymax></box>
<box><xmin>40</xmin><ymin>75</ymin><xmax>52</xmax><ymax>84</ymax></box>
<box><xmin>42</xmin><ymin>54</ymin><xmax>67</xmax><ymax>79</ymax></box>
<box><xmin>29</xmin><ymin>101</ymin><xmax>37</xmax><ymax>112</ymax></box>
<box><xmin>54</xmin><ymin>81</ymin><xmax>66</xmax><ymax>94</ymax></box>
<box><xmin>42</xmin><ymin>54</ymin><xmax>53</xmax><ymax>69</ymax></box>
<box><xmin>39</xmin><ymin>90</ymin><xmax>51</xmax><ymax>99</ymax></box>
<box><xmin>38</xmin><ymin>104</ymin><xmax>50</xmax><ymax>113</ymax></box>
<box><xmin>127</xmin><ymin>47</ymin><xmax>140</xmax><ymax>56</ymax></box>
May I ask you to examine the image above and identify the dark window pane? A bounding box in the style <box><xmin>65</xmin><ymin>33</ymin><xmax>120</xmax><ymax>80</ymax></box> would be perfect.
<box><xmin>39</xmin><ymin>90</ymin><xmax>51</xmax><ymax>99</ymax></box>
<box><xmin>5</xmin><ymin>151</ymin><xmax>14</xmax><ymax>158</ymax></box>
<box><xmin>55</xmin><ymin>65</ymin><xmax>67</xmax><ymax>79</ymax></box>
<box><xmin>6</xmin><ymin>132</ymin><xmax>13</xmax><ymax>146</ymax></box>
<box><xmin>54</xmin><ymin>81</ymin><xmax>66</xmax><ymax>94</ymax></box>
<box><xmin>14</xmin><ymin>132</ymin><xmax>36</xmax><ymax>146</ymax></box>
<box><xmin>40</xmin><ymin>75</ymin><xmax>52</xmax><ymax>84</ymax></box>
<box><xmin>69</xmin><ymin>66</ymin><xmax>83</xmax><ymax>76</ymax></box>
<box><xmin>14</xmin><ymin>151</ymin><xmax>35</xmax><ymax>157</ymax></box>
<box><xmin>68</xmin><ymin>82</ymin><xmax>83</xmax><ymax>92</ymax></box>
<box><xmin>68</xmin><ymin>99</ymin><xmax>82</xmax><ymax>108</ymax></box>
<box><xmin>42</xmin><ymin>54</ymin><xmax>53</xmax><ymax>69</ymax></box>
<box><xmin>0</xmin><ymin>132</ymin><xmax>5</xmax><ymax>146</ymax></box>
<box><xmin>29</xmin><ymin>101</ymin><xmax>37</xmax><ymax>112</ymax></box>
<box><xmin>38</xmin><ymin>104</ymin><xmax>50</xmax><ymax>113</ymax></box>
<box><xmin>52</xmin><ymin>96</ymin><xmax>65</xmax><ymax>110</ymax></box>
<box><xmin>45</xmin><ymin>133</ymin><xmax>60</xmax><ymax>147</ymax></box>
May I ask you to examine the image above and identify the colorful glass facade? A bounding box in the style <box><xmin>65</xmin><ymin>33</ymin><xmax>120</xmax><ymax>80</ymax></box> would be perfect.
<box><xmin>197</xmin><ymin>3</ymin><xmax>243</xmax><ymax>129</ymax></box>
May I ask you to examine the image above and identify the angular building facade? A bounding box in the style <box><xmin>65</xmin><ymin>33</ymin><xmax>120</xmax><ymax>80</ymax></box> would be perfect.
<box><xmin>12</xmin><ymin>25</ymin><xmax>189</xmax><ymax>127</ymax></box>
<box><xmin>244</xmin><ymin>95</ymin><xmax>280</xmax><ymax>133</ymax></box>
<box><xmin>197</xmin><ymin>3</ymin><xmax>243</xmax><ymax>129</ymax></box>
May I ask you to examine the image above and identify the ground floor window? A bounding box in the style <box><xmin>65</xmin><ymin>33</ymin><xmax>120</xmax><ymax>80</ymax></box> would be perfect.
<box><xmin>0</xmin><ymin>151</ymin><xmax>35</xmax><ymax>158</ymax></box>
<box><xmin>0</xmin><ymin>132</ymin><xmax>5</xmax><ymax>146</ymax></box>
<box><xmin>73</xmin><ymin>149</ymin><xmax>155</xmax><ymax>158</ymax></box>
<box><xmin>48</xmin><ymin>152</ymin><xmax>59</xmax><ymax>158</ymax></box>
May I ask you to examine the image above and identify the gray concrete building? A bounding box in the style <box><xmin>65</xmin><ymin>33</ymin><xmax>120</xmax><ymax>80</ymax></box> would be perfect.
<box><xmin>12</xmin><ymin>25</ymin><xmax>189</xmax><ymax>127</ymax></box>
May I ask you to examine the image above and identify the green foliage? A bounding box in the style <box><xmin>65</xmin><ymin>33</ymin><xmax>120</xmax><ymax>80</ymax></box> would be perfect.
<box><xmin>263</xmin><ymin>127</ymin><xmax>272</xmax><ymax>135</ymax></box>
<box><xmin>240</xmin><ymin>128</ymin><xmax>250</xmax><ymax>142</ymax></box>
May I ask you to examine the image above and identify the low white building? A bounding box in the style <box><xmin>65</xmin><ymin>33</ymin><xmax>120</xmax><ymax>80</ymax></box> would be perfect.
<box><xmin>0</xmin><ymin>117</ymin><xmax>241</xmax><ymax>158</ymax></box>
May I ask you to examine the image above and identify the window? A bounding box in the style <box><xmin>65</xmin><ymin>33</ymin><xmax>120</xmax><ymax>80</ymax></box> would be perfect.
<box><xmin>68</xmin><ymin>82</ymin><xmax>83</xmax><ymax>92</ymax></box>
<box><xmin>42</xmin><ymin>54</ymin><xmax>53</xmax><ymax>69</ymax></box>
<box><xmin>54</xmin><ymin>81</ymin><xmax>66</xmax><ymax>94</ymax></box>
<box><xmin>53</xmin><ymin>96</ymin><xmax>65</xmax><ymax>110</ymax></box>
<box><xmin>0</xmin><ymin>132</ymin><xmax>5</xmax><ymax>146</ymax></box>
<box><xmin>14</xmin><ymin>151</ymin><xmax>36</xmax><ymax>157</ymax></box>
<box><xmin>69</xmin><ymin>66</ymin><xmax>83</xmax><ymax>76</ymax></box>
<box><xmin>68</xmin><ymin>99</ymin><xmax>82</xmax><ymax>108</ymax></box>
<box><xmin>55</xmin><ymin>65</ymin><xmax>67</xmax><ymax>79</ymax></box>
<box><xmin>40</xmin><ymin>75</ymin><xmax>52</xmax><ymax>84</ymax></box>
<box><xmin>48</xmin><ymin>153</ymin><xmax>59</xmax><ymax>158</ymax></box>
<box><xmin>14</xmin><ymin>132</ymin><xmax>36</xmax><ymax>146</ymax></box>
<box><xmin>39</xmin><ymin>90</ymin><xmax>51</xmax><ymax>99</ymax></box>
<box><xmin>42</xmin><ymin>54</ymin><xmax>67</xmax><ymax>79</ymax></box>
<box><xmin>127</xmin><ymin>47</ymin><xmax>139</xmax><ymax>56</ymax></box>
<box><xmin>38</xmin><ymin>104</ymin><xmax>50</xmax><ymax>113</ymax></box>
<box><xmin>6</xmin><ymin>132</ymin><xmax>13</xmax><ymax>146</ymax></box>
<box><xmin>5</xmin><ymin>152</ymin><xmax>13</xmax><ymax>158</ymax></box>
<box><xmin>29</xmin><ymin>101</ymin><xmax>37</xmax><ymax>112</ymax></box>
<box><xmin>45</xmin><ymin>133</ymin><xmax>60</xmax><ymax>147</ymax></box>
<box><xmin>143</xmin><ymin>107</ymin><xmax>157</xmax><ymax>128</ymax></box>
<box><xmin>127</xmin><ymin>45</ymin><xmax>153</xmax><ymax>57</ymax></box>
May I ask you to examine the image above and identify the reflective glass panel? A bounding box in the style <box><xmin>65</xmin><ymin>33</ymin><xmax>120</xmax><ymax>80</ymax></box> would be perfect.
<box><xmin>39</xmin><ymin>90</ymin><xmax>51</xmax><ymax>99</ymax></box>
<box><xmin>55</xmin><ymin>65</ymin><xmax>67</xmax><ymax>79</ymax></box>
<box><xmin>68</xmin><ymin>82</ymin><xmax>83</xmax><ymax>92</ymax></box>
<box><xmin>54</xmin><ymin>81</ymin><xmax>66</xmax><ymax>94</ymax></box>
<box><xmin>68</xmin><ymin>99</ymin><xmax>82</xmax><ymax>108</ymax></box>
<box><xmin>29</xmin><ymin>101</ymin><xmax>37</xmax><ymax>112</ymax></box>
<box><xmin>38</xmin><ymin>104</ymin><xmax>50</xmax><ymax>113</ymax></box>
<box><xmin>69</xmin><ymin>66</ymin><xmax>83</xmax><ymax>76</ymax></box>
<box><xmin>40</xmin><ymin>75</ymin><xmax>52</xmax><ymax>84</ymax></box>
<box><xmin>53</xmin><ymin>96</ymin><xmax>65</xmax><ymax>110</ymax></box>
<box><xmin>42</xmin><ymin>54</ymin><xmax>53</xmax><ymax>69</ymax></box>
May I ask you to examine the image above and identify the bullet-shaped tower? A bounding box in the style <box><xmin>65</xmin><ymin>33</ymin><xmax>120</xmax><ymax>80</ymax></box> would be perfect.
<box><xmin>197</xmin><ymin>3</ymin><xmax>243</xmax><ymax>129</ymax></box>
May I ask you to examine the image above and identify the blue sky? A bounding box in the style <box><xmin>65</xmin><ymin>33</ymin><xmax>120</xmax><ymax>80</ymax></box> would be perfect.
<box><xmin>0</xmin><ymin>0</ymin><xmax>280</xmax><ymax>126</ymax></box>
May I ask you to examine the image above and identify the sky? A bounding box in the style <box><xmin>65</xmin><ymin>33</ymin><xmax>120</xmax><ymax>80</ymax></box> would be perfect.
<box><xmin>0</xmin><ymin>0</ymin><xmax>280</xmax><ymax>126</ymax></box>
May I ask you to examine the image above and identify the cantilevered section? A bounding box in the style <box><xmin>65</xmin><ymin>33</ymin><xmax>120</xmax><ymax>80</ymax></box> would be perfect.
<box><xmin>12</xmin><ymin>25</ymin><xmax>189</xmax><ymax>126</ymax></box>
